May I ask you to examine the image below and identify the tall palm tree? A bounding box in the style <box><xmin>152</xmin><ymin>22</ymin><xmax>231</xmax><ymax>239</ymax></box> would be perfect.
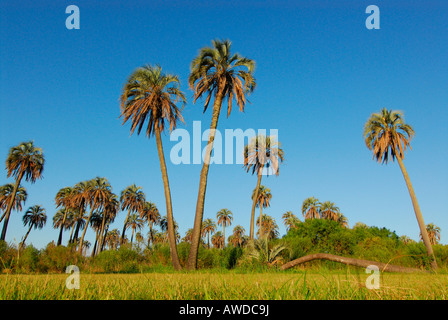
<box><xmin>97</xmin><ymin>192</ymin><xmax>119</xmax><ymax>255</ymax></box>
<box><xmin>120</xmin><ymin>65</ymin><xmax>185</xmax><ymax>270</ymax></box>
<box><xmin>119</xmin><ymin>184</ymin><xmax>146</xmax><ymax>245</ymax></box>
<box><xmin>201</xmin><ymin>218</ymin><xmax>216</xmax><ymax>249</ymax></box>
<box><xmin>1</xmin><ymin>141</ymin><xmax>44</xmax><ymax>241</ymax></box>
<box><xmin>282</xmin><ymin>211</ymin><xmax>300</xmax><ymax>231</ymax></box>
<box><xmin>187</xmin><ymin>39</ymin><xmax>256</xmax><ymax>269</ymax></box>
<box><xmin>420</xmin><ymin>223</ymin><xmax>441</xmax><ymax>245</ymax></box>
<box><xmin>252</xmin><ymin>185</ymin><xmax>272</xmax><ymax>238</ymax></box>
<box><xmin>216</xmin><ymin>208</ymin><xmax>233</xmax><ymax>247</ymax></box>
<box><xmin>364</xmin><ymin>107</ymin><xmax>437</xmax><ymax>269</ymax></box>
<box><xmin>140</xmin><ymin>201</ymin><xmax>160</xmax><ymax>247</ymax></box>
<box><xmin>20</xmin><ymin>205</ymin><xmax>46</xmax><ymax>249</ymax></box>
<box><xmin>77</xmin><ymin>177</ymin><xmax>112</xmax><ymax>254</ymax></box>
<box><xmin>70</xmin><ymin>181</ymin><xmax>90</xmax><ymax>244</ymax></box>
<box><xmin>0</xmin><ymin>184</ymin><xmax>27</xmax><ymax>223</ymax></box>
<box><xmin>302</xmin><ymin>197</ymin><xmax>321</xmax><ymax>220</ymax></box>
<box><xmin>244</xmin><ymin>135</ymin><xmax>284</xmax><ymax>240</ymax></box>
<box><xmin>320</xmin><ymin>201</ymin><xmax>340</xmax><ymax>221</ymax></box>
<box><xmin>54</xmin><ymin>186</ymin><xmax>75</xmax><ymax>246</ymax></box>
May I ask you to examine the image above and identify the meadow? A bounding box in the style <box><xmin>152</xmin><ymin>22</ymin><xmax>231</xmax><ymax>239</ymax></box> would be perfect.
<box><xmin>1</xmin><ymin>270</ymin><xmax>447</xmax><ymax>300</ymax></box>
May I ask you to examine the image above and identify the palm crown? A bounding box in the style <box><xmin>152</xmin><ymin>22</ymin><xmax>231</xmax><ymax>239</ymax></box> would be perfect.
<box><xmin>120</xmin><ymin>65</ymin><xmax>186</xmax><ymax>137</ymax></box>
<box><xmin>189</xmin><ymin>39</ymin><xmax>256</xmax><ymax>117</ymax></box>
<box><xmin>364</xmin><ymin>108</ymin><xmax>414</xmax><ymax>164</ymax></box>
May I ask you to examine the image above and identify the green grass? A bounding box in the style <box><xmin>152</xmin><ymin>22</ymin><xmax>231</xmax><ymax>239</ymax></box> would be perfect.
<box><xmin>1</xmin><ymin>270</ymin><xmax>447</xmax><ymax>300</ymax></box>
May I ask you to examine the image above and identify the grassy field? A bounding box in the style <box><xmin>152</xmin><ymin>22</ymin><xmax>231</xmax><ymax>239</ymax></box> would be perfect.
<box><xmin>1</xmin><ymin>270</ymin><xmax>447</xmax><ymax>300</ymax></box>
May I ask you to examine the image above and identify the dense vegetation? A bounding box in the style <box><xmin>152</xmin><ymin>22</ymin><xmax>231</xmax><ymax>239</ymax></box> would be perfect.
<box><xmin>1</xmin><ymin>219</ymin><xmax>446</xmax><ymax>274</ymax></box>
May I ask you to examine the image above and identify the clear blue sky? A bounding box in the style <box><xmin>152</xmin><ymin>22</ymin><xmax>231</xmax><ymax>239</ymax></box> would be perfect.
<box><xmin>1</xmin><ymin>0</ymin><xmax>447</xmax><ymax>249</ymax></box>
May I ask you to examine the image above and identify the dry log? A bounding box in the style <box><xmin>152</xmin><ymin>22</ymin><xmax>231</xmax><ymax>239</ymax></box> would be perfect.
<box><xmin>280</xmin><ymin>253</ymin><xmax>428</xmax><ymax>273</ymax></box>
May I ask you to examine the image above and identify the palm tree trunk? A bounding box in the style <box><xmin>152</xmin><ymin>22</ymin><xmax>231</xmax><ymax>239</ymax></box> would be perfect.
<box><xmin>223</xmin><ymin>225</ymin><xmax>225</xmax><ymax>248</ymax></box>
<box><xmin>396</xmin><ymin>156</ymin><xmax>438</xmax><ymax>270</ymax></box>
<box><xmin>130</xmin><ymin>228</ymin><xmax>134</xmax><ymax>245</ymax></box>
<box><xmin>155</xmin><ymin>126</ymin><xmax>182</xmax><ymax>270</ymax></box>
<box><xmin>1</xmin><ymin>171</ymin><xmax>24</xmax><ymax>241</ymax></box>
<box><xmin>249</xmin><ymin>172</ymin><xmax>262</xmax><ymax>240</ymax></box>
<box><xmin>92</xmin><ymin>230</ymin><xmax>99</xmax><ymax>257</ymax></box>
<box><xmin>97</xmin><ymin>213</ymin><xmax>107</xmax><ymax>255</ymax></box>
<box><xmin>78</xmin><ymin>206</ymin><xmax>95</xmax><ymax>254</ymax></box>
<box><xmin>121</xmin><ymin>209</ymin><xmax>132</xmax><ymax>245</ymax></box>
<box><xmin>148</xmin><ymin>223</ymin><xmax>154</xmax><ymax>248</ymax></box>
<box><xmin>57</xmin><ymin>210</ymin><xmax>68</xmax><ymax>246</ymax></box>
<box><xmin>187</xmin><ymin>88</ymin><xmax>225</xmax><ymax>270</ymax></box>
<box><xmin>20</xmin><ymin>224</ymin><xmax>33</xmax><ymax>250</ymax></box>
<box><xmin>258</xmin><ymin>205</ymin><xmax>263</xmax><ymax>238</ymax></box>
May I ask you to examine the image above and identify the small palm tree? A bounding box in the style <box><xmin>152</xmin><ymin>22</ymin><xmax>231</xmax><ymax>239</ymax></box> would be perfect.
<box><xmin>216</xmin><ymin>208</ymin><xmax>233</xmax><ymax>247</ymax></box>
<box><xmin>120</xmin><ymin>65</ymin><xmax>185</xmax><ymax>270</ymax></box>
<box><xmin>230</xmin><ymin>225</ymin><xmax>246</xmax><ymax>247</ymax></box>
<box><xmin>140</xmin><ymin>201</ymin><xmax>160</xmax><ymax>247</ymax></box>
<box><xmin>0</xmin><ymin>184</ymin><xmax>27</xmax><ymax>223</ymax></box>
<box><xmin>302</xmin><ymin>197</ymin><xmax>321</xmax><ymax>220</ymax></box>
<box><xmin>127</xmin><ymin>213</ymin><xmax>144</xmax><ymax>245</ymax></box>
<box><xmin>256</xmin><ymin>214</ymin><xmax>279</xmax><ymax>240</ymax></box>
<box><xmin>364</xmin><ymin>107</ymin><xmax>437</xmax><ymax>269</ymax></box>
<box><xmin>282</xmin><ymin>211</ymin><xmax>300</xmax><ymax>231</ymax></box>
<box><xmin>20</xmin><ymin>205</ymin><xmax>46</xmax><ymax>249</ymax></box>
<box><xmin>182</xmin><ymin>228</ymin><xmax>193</xmax><ymax>244</ymax></box>
<box><xmin>97</xmin><ymin>192</ymin><xmax>119</xmax><ymax>255</ymax></box>
<box><xmin>201</xmin><ymin>218</ymin><xmax>217</xmax><ymax>249</ymax></box>
<box><xmin>187</xmin><ymin>39</ymin><xmax>256</xmax><ymax>270</ymax></box>
<box><xmin>246</xmin><ymin>237</ymin><xmax>289</xmax><ymax>267</ymax></box>
<box><xmin>1</xmin><ymin>141</ymin><xmax>44</xmax><ymax>241</ymax></box>
<box><xmin>244</xmin><ymin>135</ymin><xmax>284</xmax><ymax>240</ymax></box>
<box><xmin>105</xmin><ymin>229</ymin><xmax>120</xmax><ymax>250</ymax></box>
<box><xmin>420</xmin><ymin>223</ymin><xmax>441</xmax><ymax>245</ymax></box>
<box><xmin>120</xmin><ymin>184</ymin><xmax>146</xmax><ymax>244</ymax></box>
<box><xmin>320</xmin><ymin>201</ymin><xmax>340</xmax><ymax>221</ymax></box>
<box><xmin>211</xmin><ymin>231</ymin><xmax>225</xmax><ymax>249</ymax></box>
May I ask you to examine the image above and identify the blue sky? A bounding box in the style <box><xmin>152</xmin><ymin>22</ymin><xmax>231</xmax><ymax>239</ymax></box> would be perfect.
<box><xmin>1</xmin><ymin>0</ymin><xmax>447</xmax><ymax>250</ymax></box>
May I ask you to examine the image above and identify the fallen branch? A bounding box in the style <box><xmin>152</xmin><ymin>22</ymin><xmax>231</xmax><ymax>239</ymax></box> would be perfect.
<box><xmin>280</xmin><ymin>253</ymin><xmax>428</xmax><ymax>273</ymax></box>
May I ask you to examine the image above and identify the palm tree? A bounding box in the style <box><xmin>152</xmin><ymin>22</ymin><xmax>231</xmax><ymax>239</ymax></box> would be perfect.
<box><xmin>120</xmin><ymin>65</ymin><xmax>185</xmax><ymax>270</ymax></box>
<box><xmin>182</xmin><ymin>228</ymin><xmax>193</xmax><ymax>244</ymax></box>
<box><xmin>127</xmin><ymin>213</ymin><xmax>144</xmax><ymax>245</ymax></box>
<box><xmin>90</xmin><ymin>212</ymin><xmax>103</xmax><ymax>256</ymax></box>
<box><xmin>140</xmin><ymin>201</ymin><xmax>160</xmax><ymax>247</ymax></box>
<box><xmin>302</xmin><ymin>197</ymin><xmax>321</xmax><ymax>220</ymax></box>
<box><xmin>336</xmin><ymin>213</ymin><xmax>349</xmax><ymax>228</ymax></box>
<box><xmin>0</xmin><ymin>184</ymin><xmax>27</xmax><ymax>223</ymax></box>
<box><xmin>105</xmin><ymin>229</ymin><xmax>120</xmax><ymax>250</ymax></box>
<box><xmin>201</xmin><ymin>218</ymin><xmax>216</xmax><ymax>249</ymax></box>
<box><xmin>54</xmin><ymin>186</ymin><xmax>74</xmax><ymax>246</ymax></box>
<box><xmin>1</xmin><ymin>141</ymin><xmax>44</xmax><ymax>241</ymax></box>
<box><xmin>252</xmin><ymin>185</ymin><xmax>272</xmax><ymax>238</ymax></box>
<box><xmin>364</xmin><ymin>107</ymin><xmax>437</xmax><ymax>269</ymax></box>
<box><xmin>230</xmin><ymin>225</ymin><xmax>246</xmax><ymax>247</ymax></box>
<box><xmin>119</xmin><ymin>184</ymin><xmax>145</xmax><ymax>245</ymax></box>
<box><xmin>282</xmin><ymin>211</ymin><xmax>300</xmax><ymax>231</ymax></box>
<box><xmin>70</xmin><ymin>181</ymin><xmax>90</xmax><ymax>244</ymax></box>
<box><xmin>77</xmin><ymin>177</ymin><xmax>112</xmax><ymax>254</ymax></box>
<box><xmin>420</xmin><ymin>223</ymin><xmax>441</xmax><ymax>245</ymax></box>
<box><xmin>320</xmin><ymin>201</ymin><xmax>340</xmax><ymax>221</ymax></box>
<box><xmin>97</xmin><ymin>192</ymin><xmax>119</xmax><ymax>255</ymax></box>
<box><xmin>244</xmin><ymin>135</ymin><xmax>284</xmax><ymax>240</ymax></box>
<box><xmin>256</xmin><ymin>214</ymin><xmax>279</xmax><ymax>240</ymax></box>
<box><xmin>211</xmin><ymin>231</ymin><xmax>224</xmax><ymax>249</ymax></box>
<box><xmin>187</xmin><ymin>39</ymin><xmax>256</xmax><ymax>269</ymax></box>
<box><xmin>216</xmin><ymin>208</ymin><xmax>233</xmax><ymax>247</ymax></box>
<box><xmin>20</xmin><ymin>205</ymin><xmax>46</xmax><ymax>249</ymax></box>
<box><xmin>52</xmin><ymin>208</ymin><xmax>71</xmax><ymax>245</ymax></box>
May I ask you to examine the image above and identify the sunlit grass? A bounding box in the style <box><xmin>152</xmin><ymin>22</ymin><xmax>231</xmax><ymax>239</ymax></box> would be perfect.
<box><xmin>1</xmin><ymin>270</ymin><xmax>447</xmax><ymax>300</ymax></box>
